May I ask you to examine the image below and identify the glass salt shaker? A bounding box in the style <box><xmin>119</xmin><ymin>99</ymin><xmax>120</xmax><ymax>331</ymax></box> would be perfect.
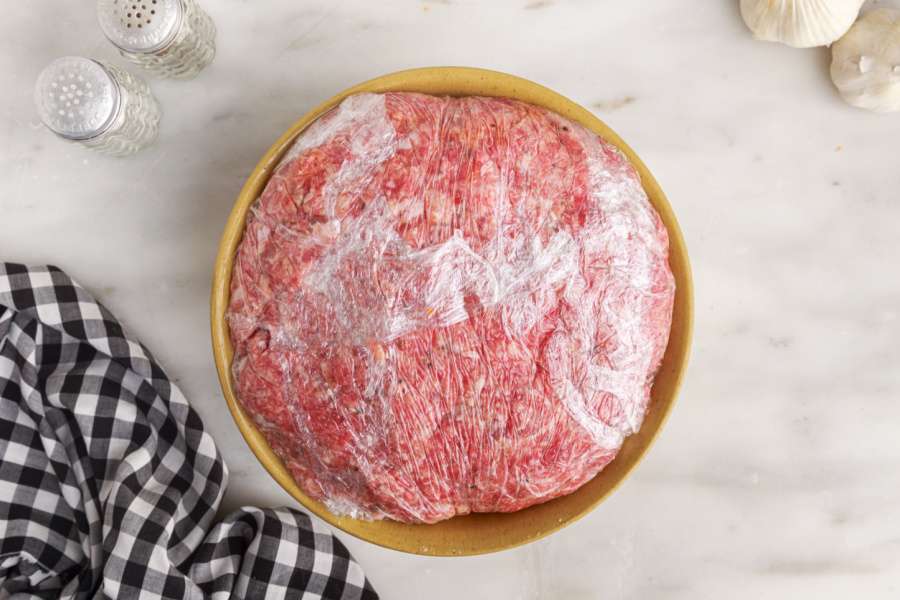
<box><xmin>34</xmin><ymin>57</ymin><xmax>161</xmax><ymax>157</ymax></box>
<box><xmin>96</xmin><ymin>0</ymin><xmax>216</xmax><ymax>79</ymax></box>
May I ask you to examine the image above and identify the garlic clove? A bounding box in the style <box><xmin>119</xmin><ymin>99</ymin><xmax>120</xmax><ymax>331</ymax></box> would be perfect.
<box><xmin>740</xmin><ymin>0</ymin><xmax>866</xmax><ymax>48</ymax></box>
<box><xmin>857</xmin><ymin>55</ymin><xmax>873</xmax><ymax>74</ymax></box>
<box><xmin>831</xmin><ymin>8</ymin><xmax>900</xmax><ymax>113</ymax></box>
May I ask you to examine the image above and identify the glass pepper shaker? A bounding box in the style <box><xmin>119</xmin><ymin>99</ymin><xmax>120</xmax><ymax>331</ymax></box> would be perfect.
<box><xmin>34</xmin><ymin>57</ymin><xmax>161</xmax><ymax>157</ymax></box>
<box><xmin>96</xmin><ymin>0</ymin><xmax>216</xmax><ymax>79</ymax></box>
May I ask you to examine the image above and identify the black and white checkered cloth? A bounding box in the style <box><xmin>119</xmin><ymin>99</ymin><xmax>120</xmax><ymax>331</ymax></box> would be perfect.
<box><xmin>0</xmin><ymin>263</ymin><xmax>378</xmax><ymax>600</ymax></box>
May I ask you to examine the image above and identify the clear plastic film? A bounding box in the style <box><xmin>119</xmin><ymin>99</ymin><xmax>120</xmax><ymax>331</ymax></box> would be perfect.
<box><xmin>227</xmin><ymin>92</ymin><xmax>675</xmax><ymax>523</ymax></box>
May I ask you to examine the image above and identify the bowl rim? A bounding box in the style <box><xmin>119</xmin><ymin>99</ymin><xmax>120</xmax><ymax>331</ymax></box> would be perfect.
<box><xmin>211</xmin><ymin>66</ymin><xmax>694</xmax><ymax>556</ymax></box>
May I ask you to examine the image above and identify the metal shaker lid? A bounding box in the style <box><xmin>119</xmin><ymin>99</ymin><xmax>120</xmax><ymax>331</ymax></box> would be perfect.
<box><xmin>97</xmin><ymin>0</ymin><xmax>182</xmax><ymax>53</ymax></box>
<box><xmin>34</xmin><ymin>57</ymin><xmax>120</xmax><ymax>140</ymax></box>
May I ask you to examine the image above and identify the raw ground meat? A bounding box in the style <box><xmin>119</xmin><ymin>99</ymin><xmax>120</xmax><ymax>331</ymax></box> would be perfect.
<box><xmin>227</xmin><ymin>92</ymin><xmax>675</xmax><ymax>524</ymax></box>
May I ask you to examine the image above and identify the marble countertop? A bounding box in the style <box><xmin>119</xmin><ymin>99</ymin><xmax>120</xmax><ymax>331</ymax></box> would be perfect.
<box><xmin>3</xmin><ymin>1</ymin><xmax>900</xmax><ymax>597</ymax></box>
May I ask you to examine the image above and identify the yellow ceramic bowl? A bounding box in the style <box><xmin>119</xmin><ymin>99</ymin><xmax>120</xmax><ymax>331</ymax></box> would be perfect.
<box><xmin>211</xmin><ymin>67</ymin><xmax>693</xmax><ymax>556</ymax></box>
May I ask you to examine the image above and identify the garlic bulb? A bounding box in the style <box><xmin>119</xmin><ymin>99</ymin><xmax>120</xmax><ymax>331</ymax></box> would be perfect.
<box><xmin>831</xmin><ymin>9</ymin><xmax>900</xmax><ymax>113</ymax></box>
<box><xmin>740</xmin><ymin>0</ymin><xmax>866</xmax><ymax>48</ymax></box>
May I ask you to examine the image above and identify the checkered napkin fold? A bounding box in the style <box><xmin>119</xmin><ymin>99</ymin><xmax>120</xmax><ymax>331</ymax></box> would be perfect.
<box><xmin>0</xmin><ymin>264</ymin><xmax>378</xmax><ymax>600</ymax></box>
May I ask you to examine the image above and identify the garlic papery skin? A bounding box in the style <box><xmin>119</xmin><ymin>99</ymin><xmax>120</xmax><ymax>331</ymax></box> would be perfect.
<box><xmin>740</xmin><ymin>0</ymin><xmax>866</xmax><ymax>48</ymax></box>
<box><xmin>831</xmin><ymin>8</ymin><xmax>900</xmax><ymax>113</ymax></box>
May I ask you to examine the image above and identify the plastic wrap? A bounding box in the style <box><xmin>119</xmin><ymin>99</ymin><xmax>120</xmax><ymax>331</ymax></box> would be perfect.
<box><xmin>227</xmin><ymin>92</ymin><xmax>675</xmax><ymax>523</ymax></box>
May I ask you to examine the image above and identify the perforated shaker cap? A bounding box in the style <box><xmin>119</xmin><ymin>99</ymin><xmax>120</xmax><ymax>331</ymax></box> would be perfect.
<box><xmin>97</xmin><ymin>0</ymin><xmax>182</xmax><ymax>53</ymax></box>
<box><xmin>34</xmin><ymin>57</ymin><xmax>121</xmax><ymax>140</ymax></box>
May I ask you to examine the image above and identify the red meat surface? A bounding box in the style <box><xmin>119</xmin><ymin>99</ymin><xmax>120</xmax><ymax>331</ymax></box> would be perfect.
<box><xmin>227</xmin><ymin>92</ymin><xmax>675</xmax><ymax>523</ymax></box>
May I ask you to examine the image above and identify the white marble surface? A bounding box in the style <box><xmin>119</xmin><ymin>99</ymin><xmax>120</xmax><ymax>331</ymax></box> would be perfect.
<box><xmin>3</xmin><ymin>1</ymin><xmax>900</xmax><ymax>597</ymax></box>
